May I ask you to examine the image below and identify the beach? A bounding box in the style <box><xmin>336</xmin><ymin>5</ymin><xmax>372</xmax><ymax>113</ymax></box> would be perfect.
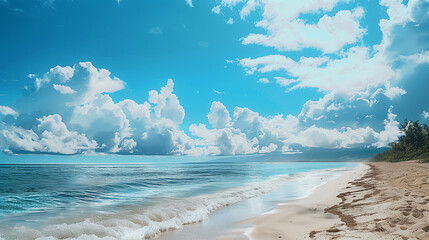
<box><xmin>244</xmin><ymin>161</ymin><xmax>429</xmax><ymax>240</ymax></box>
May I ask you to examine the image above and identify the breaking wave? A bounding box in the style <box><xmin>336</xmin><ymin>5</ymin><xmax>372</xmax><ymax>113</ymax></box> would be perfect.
<box><xmin>0</xmin><ymin>172</ymin><xmax>307</xmax><ymax>240</ymax></box>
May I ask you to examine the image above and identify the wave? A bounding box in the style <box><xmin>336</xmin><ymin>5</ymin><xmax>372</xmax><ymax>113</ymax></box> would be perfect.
<box><xmin>0</xmin><ymin>168</ymin><xmax>349</xmax><ymax>240</ymax></box>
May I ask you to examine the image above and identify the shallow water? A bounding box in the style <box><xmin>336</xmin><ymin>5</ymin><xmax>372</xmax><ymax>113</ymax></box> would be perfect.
<box><xmin>0</xmin><ymin>159</ymin><xmax>358</xmax><ymax>240</ymax></box>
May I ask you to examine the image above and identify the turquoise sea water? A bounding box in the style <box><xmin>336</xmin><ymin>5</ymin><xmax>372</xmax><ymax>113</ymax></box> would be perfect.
<box><xmin>0</xmin><ymin>158</ymin><xmax>358</xmax><ymax>240</ymax></box>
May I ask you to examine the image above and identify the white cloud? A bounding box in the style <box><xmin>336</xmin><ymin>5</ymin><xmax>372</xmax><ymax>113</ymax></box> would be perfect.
<box><xmin>299</xmin><ymin>93</ymin><xmax>335</xmax><ymax>121</ymax></box>
<box><xmin>240</xmin><ymin>54</ymin><xmax>296</xmax><ymax>74</ymax></box>
<box><xmin>216</xmin><ymin>0</ymin><xmax>428</xmax><ymax>137</ymax></box>
<box><xmin>148</xmin><ymin>79</ymin><xmax>185</xmax><ymax>125</ymax></box>
<box><xmin>189</xmin><ymin>106</ymin><xmax>298</xmax><ymax>155</ymax></box>
<box><xmin>70</xmin><ymin>94</ymin><xmax>131</xmax><ymax>152</ymax></box>
<box><xmin>118</xmin><ymin>99</ymin><xmax>151</xmax><ymax>122</ymax></box>
<box><xmin>378</xmin><ymin>0</ymin><xmax>418</xmax><ymax>52</ymax></box>
<box><xmin>242</xmin><ymin>8</ymin><xmax>365</xmax><ymax>53</ymax></box>
<box><xmin>221</xmin><ymin>0</ymin><xmax>243</xmax><ymax>8</ymax></box>
<box><xmin>423</xmin><ymin>111</ymin><xmax>429</xmax><ymax>119</ymax></box>
<box><xmin>207</xmin><ymin>101</ymin><xmax>231</xmax><ymax>129</ymax></box>
<box><xmin>47</xmin><ymin>65</ymin><xmax>74</xmax><ymax>83</ymax></box>
<box><xmin>399</xmin><ymin>51</ymin><xmax>429</xmax><ymax>64</ymax></box>
<box><xmin>286</xmin><ymin>125</ymin><xmax>375</xmax><ymax>148</ymax></box>
<box><xmin>1</xmin><ymin>114</ymin><xmax>97</xmax><ymax>155</ymax></box>
<box><xmin>239</xmin><ymin>0</ymin><xmax>258</xmax><ymax>19</ymax></box>
<box><xmin>275</xmin><ymin>77</ymin><xmax>298</xmax><ymax>87</ymax></box>
<box><xmin>0</xmin><ymin>63</ymin><xmax>193</xmax><ymax>155</ymax></box>
<box><xmin>189</xmin><ymin>124</ymin><xmax>259</xmax><ymax>155</ymax></box>
<box><xmin>232</xmin><ymin>107</ymin><xmax>262</xmax><ymax>136</ymax></box>
<box><xmin>0</xmin><ymin>106</ymin><xmax>18</xmax><ymax>118</ymax></box>
<box><xmin>29</xmin><ymin>65</ymin><xmax>74</xmax><ymax>91</ymax></box>
<box><xmin>257</xmin><ymin>78</ymin><xmax>270</xmax><ymax>84</ymax></box>
<box><xmin>383</xmin><ymin>86</ymin><xmax>406</xmax><ymax>100</ymax></box>
<box><xmin>373</xmin><ymin>106</ymin><xmax>401</xmax><ymax>147</ymax></box>
<box><xmin>259</xmin><ymin>143</ymin><xmax>277</xmax><ymax>153</ymax></box>
<box><xmin>212</xmin><ymin>5</ymin><xmax>221</xmax><ymax>14</ymax></box>
<box><xmin>53</xmin><ymin>84</ymin><xmax>76</xmax><ymax>95</ymax></box>
<box><xmin>240</xmin><ymin>47</ymin><xmax>396</xmax><ymax>96</ymax></box>
<box><xmin>27</xmin><ymin>62</ymin><xmax>125</xmax><ymax>103</ymax></box>
<box><xmin>204</xmin><ymin>0</ymin><xmax>428</xmax><ymax>155</ymax></box>
<box><xmin>226</xmin><ymin>18</ymin><xmax>234</xmax><ymax>24</ymax></box>
<box><xmin>285</xmin><ymin>106</ymin><xmax>401</xmax><ymax>148</ymax></box>
<box><xmin>78</xmin><ymin>62</ymin><xmax>125</xmax><ymax>103</ymax></box>
<box><xmin>0</xmin><ymin>60</ymin><xmax>407</xmax><ymax>156</ymax></box>
<box><xmin>326</xmin><ymin>103</ymin><xmax>344</xmax><ymax>112</ymax></box>
<box><xmin>189</xmin><ymin>102</ymin><xmax>400</xmax><ymax>155</ymax></box>
<box><xmin>217</xmin><ymin>0</ymin><xmax>365</xmax><ymax>53</ymax></box>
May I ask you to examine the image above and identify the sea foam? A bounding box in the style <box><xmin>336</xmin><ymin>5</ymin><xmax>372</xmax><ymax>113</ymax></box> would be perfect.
<box><xmin>0</xmin><ymin>168</ymin><xmax>346</xmax><ymax>240</ymax></box>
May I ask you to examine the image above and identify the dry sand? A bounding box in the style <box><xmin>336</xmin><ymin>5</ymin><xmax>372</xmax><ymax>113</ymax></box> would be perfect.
<box><xmin>244</xmin><ymin>161</ymin><xmax>429</xmax><ymax>240</ymax></box>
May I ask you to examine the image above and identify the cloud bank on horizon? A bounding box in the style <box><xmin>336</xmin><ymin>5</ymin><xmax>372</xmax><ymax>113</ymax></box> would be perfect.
<box><xmin>0</xmin><ymin>0</ymin><xmax>428</xmax><ymax>156</ymax></box>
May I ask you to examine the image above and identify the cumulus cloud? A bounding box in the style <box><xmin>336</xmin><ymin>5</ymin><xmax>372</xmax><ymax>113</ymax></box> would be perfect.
<box><xmin>190</xmin><ymin>124</ymin><xmax>259</xmax><ymax>155</ymax></box>
<box><xmin>207</xmin><ymin>101</ymin><xmax>231</xmax><ymax>129</ymax></box>
<box><xmin>0</xmin><ymin>62</ymin><xmax>405</xmax><ymax>156</ymax></box>
<box><xmin>299</xmin><ymin>93</ymin><xmax>336</xmax><ymax>121</ymax></box>
<box><xmin>188</xmin><ymin>101</ymin><xmax>401</xmax><ymax>155</ymax></box>
<box><xmin>0</xmin><ymin>59</ymin><xmax>405</xmax><ymax>157</ymax></box>
<box><xmin>191</xmin><ymin>105</ymin><xmax>296</xmax><ymax>155</ymax></box>
<box><xmin>0</xmin><ymin>62</ymin><xmax>192</xmax><ymax>155</ymax></box>
<box><xmin>148</xmin><ymin>79</ymin><xmax>185</xmax><ymax>125</ymax></box>
<box><xmin>1</xmin><ymin>114</ymin><xmax>97</xmax><ymax>155</ymax></box>
<box><xmin>288</xmin><ymin>106</ymin><xmax>400</xmax><ymax>148</ymax></box>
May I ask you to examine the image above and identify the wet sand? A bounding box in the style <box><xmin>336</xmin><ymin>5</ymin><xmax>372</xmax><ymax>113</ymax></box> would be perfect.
<box><xmin>245</xmin><ymin>161</ymin><xmax>429</xmax><ymax>240</ymax></box>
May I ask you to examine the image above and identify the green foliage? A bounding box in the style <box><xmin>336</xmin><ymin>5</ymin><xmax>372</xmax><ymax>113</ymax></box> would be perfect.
<box><xmin>372</xmin><ymin>120</ymin><xmax>429</xmax><ymax>162</ymax></box>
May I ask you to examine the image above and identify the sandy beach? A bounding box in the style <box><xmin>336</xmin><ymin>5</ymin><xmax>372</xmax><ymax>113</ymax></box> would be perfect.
<box><xmin>244</xmin><ymin>161</ymin><xmax>429</xmax><ymax>240</ymax></box>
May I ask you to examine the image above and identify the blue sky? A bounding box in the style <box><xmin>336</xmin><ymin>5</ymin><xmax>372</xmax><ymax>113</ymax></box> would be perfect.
<box><xmin>0</xmin><ymin>0</ymin><xmax>428</xmax><ymax>160</ymax></box>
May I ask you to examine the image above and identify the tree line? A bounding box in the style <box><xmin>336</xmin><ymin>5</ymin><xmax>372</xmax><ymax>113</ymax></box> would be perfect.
<box><xmin>373</xmin><ymin>120</ymin><xmax>429</xmax><ymax>162</ymax></box>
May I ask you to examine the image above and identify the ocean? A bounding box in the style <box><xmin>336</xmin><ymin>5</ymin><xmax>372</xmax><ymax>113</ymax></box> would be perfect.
<box><xmin>0</xmin><ymin>158</ymin><xmax>359</xmax><ymax>240</ymax></box>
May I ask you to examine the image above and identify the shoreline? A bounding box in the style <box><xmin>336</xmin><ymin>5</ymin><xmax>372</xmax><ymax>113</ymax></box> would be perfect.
<box><xmin>241</xmin><ymin>161</ymin><xmax>429</xmax><ymax>240</ymax></box>
<box><xmin>157</xmin><ymin>163</ymin><xmax>359</xmax><ymax>240</ymax></box>
<box><xmin>239</xmin><ymin>163</ymin><xmax>369</xmax><ymax>240</ymax></box>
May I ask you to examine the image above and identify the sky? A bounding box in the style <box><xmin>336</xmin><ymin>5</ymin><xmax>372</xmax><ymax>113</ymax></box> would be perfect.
<box><xmin>0</xmin><ymin>0</ymin><xmax>428</xmax><ymax>161</ymax></box>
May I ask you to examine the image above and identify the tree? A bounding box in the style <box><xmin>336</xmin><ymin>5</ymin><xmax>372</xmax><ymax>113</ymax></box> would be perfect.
<box><xmin>373</xmin><ymin>119</ymin><xmax>429</xmax><ymax>162</ymax></box>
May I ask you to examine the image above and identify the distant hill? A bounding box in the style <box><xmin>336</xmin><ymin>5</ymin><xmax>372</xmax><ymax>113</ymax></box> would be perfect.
<box><xmin>214</xmin><ymin>147</ymin><xmax>388</xmax><ymax>163</ymax></box>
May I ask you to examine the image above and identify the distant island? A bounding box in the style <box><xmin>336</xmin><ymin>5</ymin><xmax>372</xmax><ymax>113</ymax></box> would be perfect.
<box><xmin>373</xmin><ymin>120</ymin><xmax>429</xmax><ymax>163</ymax></box>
